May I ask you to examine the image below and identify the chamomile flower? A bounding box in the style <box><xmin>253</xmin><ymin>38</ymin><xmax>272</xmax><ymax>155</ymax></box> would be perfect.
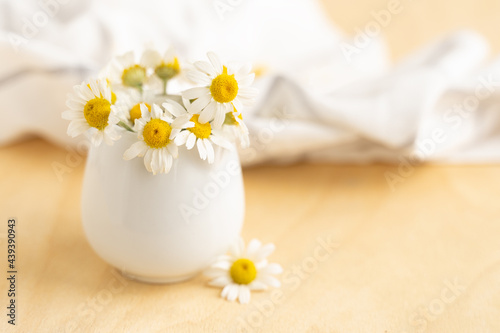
<box><xmin>123</xmin><ymin>103</ymin><xmax>179</xmax><ymax>175</ymax></box>
<box><xmin>141</xmin><ymin>47</ymin><xmax>181</xmax><ymax>81</ymax></box>
<box><xmin>108</xmin><ymin>51</ymin><xmax>149</xmax><ymax>90</ymax></box>
<box><xmin>224</xmin><ymin>107</ymin><xmax>250</xmax><ymax>148</ymax></box>
<box><xmin>116</xmin><ymin>89</ymin><xmax>154</xmax><ymax>124</ymax></box>
<box><xmin>205</xmin><ymin>238</ymin><xmax>282</xmax><ymax>304</ymax></box>
<box><xmin>63</xmin><ymin>79</ymin><xmax>121</xmax><ymax>146</ymax></box>
<box><xmin>182</xmin><ymin>52</ymin><xmax>257</xmax><ymax>129</ymax></box>
<box><xmin>166</xmin><ymin>100</ymin><xmax>232</xmax><ymax>164</ymax></box>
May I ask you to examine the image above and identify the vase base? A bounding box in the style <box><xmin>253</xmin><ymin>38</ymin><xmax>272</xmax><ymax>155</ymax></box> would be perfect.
<box><xmin>120</xmin><ymin>270</ymin><xmax>198</xmax><ymax>284</ymax></box>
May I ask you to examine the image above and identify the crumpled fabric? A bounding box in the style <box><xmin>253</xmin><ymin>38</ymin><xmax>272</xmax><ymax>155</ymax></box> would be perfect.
<box><xmin>1</xmin><ymin>0</ymin><xmax>499</xmax><ymax>166</ymax></box>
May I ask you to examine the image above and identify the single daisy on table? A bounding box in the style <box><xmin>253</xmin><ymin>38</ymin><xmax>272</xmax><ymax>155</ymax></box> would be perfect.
<box><xmin>205</xmin><ymin>238</ymin><xmax>282</xmax><ymax>304</ymax></box>
<box><xmin>182</xmin><ymin>52</ymin><xmax>258</xmax><ymax>129</ymax></box>
<box><xmin>63</xmin><ymin>78</ymin><xmax>121</xmax><ymax>146</ymax></box>
<box><xmin>224</xmin><ymin>107</ymin><xmax>250</xmax><ymax>148</ymax></box>
<box><xmin>108</xmin><ymin>51</ymin><xmax>149</xmax><ymax>91</ymax></box>
<box><xmin>165</xmin><ymin>100</ymin><xmax>232</xmax><ymax>164</ymax></box>
<box><xmin>123</xmin><ymin>103</ymin><xmax>179</xmax><ymax>175</ymax></box>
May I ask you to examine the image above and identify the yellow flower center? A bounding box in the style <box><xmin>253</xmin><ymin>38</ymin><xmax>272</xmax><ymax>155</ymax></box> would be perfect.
<box><xmin>230</xmin><ymin>258</ymin><xmax>257</xmax><ymax>285</ymax></box>
<box><xmin>224</xmin><ymin>111</ymin><xmax>243</xmax><ymax>126</ymax></box>
<box><xmin>130</xmin><ymin>103</ymin><xmax>151</xmax><ymax>123</ymax></box>
<box><xmin>83</xmin><ymin>97</ymin><xmax>111</xmax><ymax>130</ymax></box>
<box><xmin>210</xmin><ymin>66</ymin><xmax>238</xmax><ymax>103</ymax></box>
<box><xmin>122</xmin><ymin>65</ymin><xmax>146</xmax><ymax>88</ymax></box>
<box><xmin>142</xmin><ymin>118</ymin><xmax>172</xmax><ymax>148</ymax></box>
<box><xmin>155</xmin><ymin>58</ymin><xmax>180</xmax><ymax>80</ymax></box>
<box><xmin>188</xmin><ymin>114</ymin><xmax>211</xmax><ymax>139</ymax></box>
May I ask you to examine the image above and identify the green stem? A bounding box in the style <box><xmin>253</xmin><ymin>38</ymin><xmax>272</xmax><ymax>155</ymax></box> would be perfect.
<box><xmin>162</xmin><ymin>79</ymin><xmax>168</xmax><ymax>96</ymax></box>
<box><xmin>118</xmin><ymin>121</ymin><xmax>134</xmax><ymax>132</ymax></box>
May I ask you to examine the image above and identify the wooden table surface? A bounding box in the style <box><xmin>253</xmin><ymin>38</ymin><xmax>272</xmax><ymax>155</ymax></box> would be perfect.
<box><xmin>1</xmin><ymin>139</ymin><xmax>500</xmax><ymax>332</ymax></box>
<box><xmin>2</xmin><ymin>0</ymin><xmax>500</xmax><ymax>332</ymax></box>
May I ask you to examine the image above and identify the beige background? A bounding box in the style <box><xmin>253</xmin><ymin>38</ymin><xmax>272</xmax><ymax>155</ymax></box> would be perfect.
<box><xmin>320</xmin><ymin>0</ymin><xmax>500</xmax><ymax>61</ymax></box>
<box><xmin>1</xmin><ymin>1</ymin><xmax>500</xmax><ymax>332</ymax></box>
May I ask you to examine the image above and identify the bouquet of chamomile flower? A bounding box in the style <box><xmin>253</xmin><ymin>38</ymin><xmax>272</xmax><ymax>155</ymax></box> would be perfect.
<box><xmin>63</xmin><ymin>49</ymin><xmax>256</xmax><ymax>175</ymax></box>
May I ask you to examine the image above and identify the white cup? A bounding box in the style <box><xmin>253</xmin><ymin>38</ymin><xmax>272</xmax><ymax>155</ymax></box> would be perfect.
<box><xmin>81</xmin><ymin>131</ymin><xmax>245</xmax><ymax>283</ymax></box>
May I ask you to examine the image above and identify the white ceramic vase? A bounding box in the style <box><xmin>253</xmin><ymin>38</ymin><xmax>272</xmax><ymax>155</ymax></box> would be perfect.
<box><xmin>81</xmin><ymin>131</ymin><xmax>245</xmax><ymax>283</ymax></box>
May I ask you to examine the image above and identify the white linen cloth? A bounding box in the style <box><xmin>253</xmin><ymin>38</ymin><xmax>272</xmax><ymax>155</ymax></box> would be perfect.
<box><xmin>1</xmin><ymin>0</ymin><xmax>500</xmax><ymax>166</ymax></box>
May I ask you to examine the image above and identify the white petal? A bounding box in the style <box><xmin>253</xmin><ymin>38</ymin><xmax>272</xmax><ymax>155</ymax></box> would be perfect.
<box><xmin>167</xmin><ymin>142</ymin><xmax>178</xmax><ymax>158</ymax></box>
<box><xmin>211</xmin><ymin>260</ymin><xmax>232</xmax><ymax>270</ymax></box>
<box><xmin>232</xmin><ymin>98</ymin><xmax>243</xmax><ymax>113</ymax></box>
<box><xmin>99</xmin><ymin>80</ymin><xmax>111</xmax><ymax>101</ymax></box>
<box><xmin>193</xmin><ymin>60</ymin><xmax>217</xmax><ymax>77</ymax></box>
<box><xmin>74</xmin><ymin>84</ymin><xmax>92</xmax><ymax>100</ymax></box>
<box><xmin>104</xmin><ymin>125</ymin><xmax>121</xmax><ymax>143</ymax></box>
<box><xmin>144</xmin><ymin>149</ymin><xmax>154</xmax><ymax>172</ymax></box>
<box><xmin>221</xmin><ymin>284</ymin><xmax>233</xmax><ymax>300</ymax></box>
<box><xmin>226</xmin><ymin>63</ymin><xmax>238</xmax><ymax>75</ymax></box>
<box><xmin>124</xmin><ymin>141</ymin><xmax>147</xmax><ymax>160</ymax></box>
<box><xmin>175</xmin><ymin>130</ymin><xmax>191</xmax><ymax>145</ymax></box>
<box><xmin>103</xmin><ymin>132</ymin><xmax>114</xmax><ymax>146</ymax></box>
<box><xmin>209</xmin><ymin>134</ymin><xmax>233</xmax><ymax>150</ymax></box>
<box><xmin>151</xmin><ymin>104</ymin><xmax>163</xmax><ymax>119</ymax></box>
<box><xmin>186</xmin><ymin>133</ymin><xmax>196</xmax><ymax>150</ymax></box>
<box><xmin>134</xmin><ymin>118</ymin><xmax>147</xmax><ymax>132</ymax></box>
<box><xmin>172</xmin><ymin>115</ymin><xmax>193</xmax><ymax>129</ymax></box>
<box><xmin>238</xmin><ymin>285</ymin><xmax>251</xmax><ymax>304</ymax></box>
<box><xmin>66</xmin><ymin>99</ymin><xmax>85</xmax><ymax>111</ymax></box>
<box><xmin>163</xmin><ymin>47</ymin><xmax>176</xmax><ymax>62</ymax></box>
<box><xmin>254</xmin><ymin>243</ymin><xmax>276</xmax><ymax>262</ymax></box>
<box><xmin>238</xmin><ymin>96</ymin><xmax>256</xmax><ymax>107</ymax></box>
<box><xmin>67</xmin><ymin>120</ymin><xmax>89</xmax><ymax>137</ymax></box>
<box><xmin>237</xmin><ymin>63</ymin><xmax>252</xmax><ymax>76</ymax></box>
<box><xmin>226</xmin><ymin>284</ymin><xmax>239</xmax><ymax>302</ymax></box>
<box><xmin>207</xmin><ymin>52</ymin><xmax>223</xmax><ymax>73</ymax></box>
<box><xmin>90</xmin><ymin>129</ymin><xmax>104</xmax><ymax>146</ymax></box>
<box><xmin>151</xmin><ymin>149</ymin><xmax>161</xmax><ymax>174</ymax></box>
<box><xmin>238</xmin><ymin>87</ymin><xmax>258</xmax><ymax>99</ymax></box>
<box><xmin>182</xmin><ymin>87</ymin><xmax>210</xmax><ymax>100</ymax></box>
<box><xmin>197</xmin><ymin>138</ymin><xmax>207</xmax><ymax>160</ymax></box>
<box><xmin>248</xmin><ymin>280</ymin><xmax>268</xmax><ymax>291</ymax></box>
<box><xmin>163</xmin><ymin>153</ymin><xmax>173</xmax><ymax>173</ymax></box>
<box><xmin>140</xmin><ymin>103</ymin><xmax>151</xmax><ymax>118</ymax></box>
<box><xmin>204</xmin><ymin>139</ymin><xmax>215</xmax><ymax>164</ymax></box>
<box><xmin>161</xmin><ymin>114</ymin><xmax>174</xmax><ymax>124</ymax></box>
<box><xmin>117</xmin><ymin>51</ymin><xmax>135</xmax><ymax>68</ymax></box>
<box><xmin>259</xmin><ymin>263</ymin><xmax>283</xmax><ymax>275</ymax></box>
<box><xmin>170</xmin><ymin>128</ymin><xmax>181</xmax><ymax>139</ymax></box>
<box><xmin>212</xmin><ymin>106</ymin><xmax>226</xmax><ymax>129</ymax></box>
<box><xmin>208</xmin><ymin>275</ymin><xmax>231</xmax><ymax>287</ymax></box>
<box><xmin>162</xmin><ymin>100</ymin><xmax>187</xmax><ymax>117</ymax></box>
<box><xmin>186</xmin><ymin>71</ymin><xmax>212</xmax><ymax>85</ymax></box>
<box><xmin>237</xmin><ymin>73</ymin><xmax>255</xmax><ymax>87</ymax></box>
<box><xmin>141</xmin><ymin>49</ymin><xmax>161</xmax><ymax>68</ymax></box>
<box><xmin>198</xmin><ymin>101</ymin><xmax>217</xmax><ymax>124</ymax></box>
<box><xmin>257</xmin><ymin>275</ymin><xmax>281</xmax><ymax>288</ymax></box>
<box><xmin>108</xmin><ymin>110</ymin><xmax>121</xmax><ymax>125</ymax></box>
<box><xmin>255</xmin><ymin>259</ymin><xmax>269</xmax><ymax>270</ymax></box>
<box><xmin>188</xmin><ymin>94</ymin><xmax>211</xmax><ymax>114</ymax></box>
<box><xmin>245</xmin><ymin>239</ymin><xmax>262</xmax><ymax>258</ymax></box>
<box><xmin>88</xmin><ymin>80</ymin><xmax>100</xmax><ymax>97</ymax></box>
<box><xmin>216</xmin><ymin>254</ymin><xmax>233</xmax><ymax>261</ymax></box>
<box><xmin>204</xmin><ymin>267</ymin><xmax>226</xmax><ymax>278</ymax></box>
